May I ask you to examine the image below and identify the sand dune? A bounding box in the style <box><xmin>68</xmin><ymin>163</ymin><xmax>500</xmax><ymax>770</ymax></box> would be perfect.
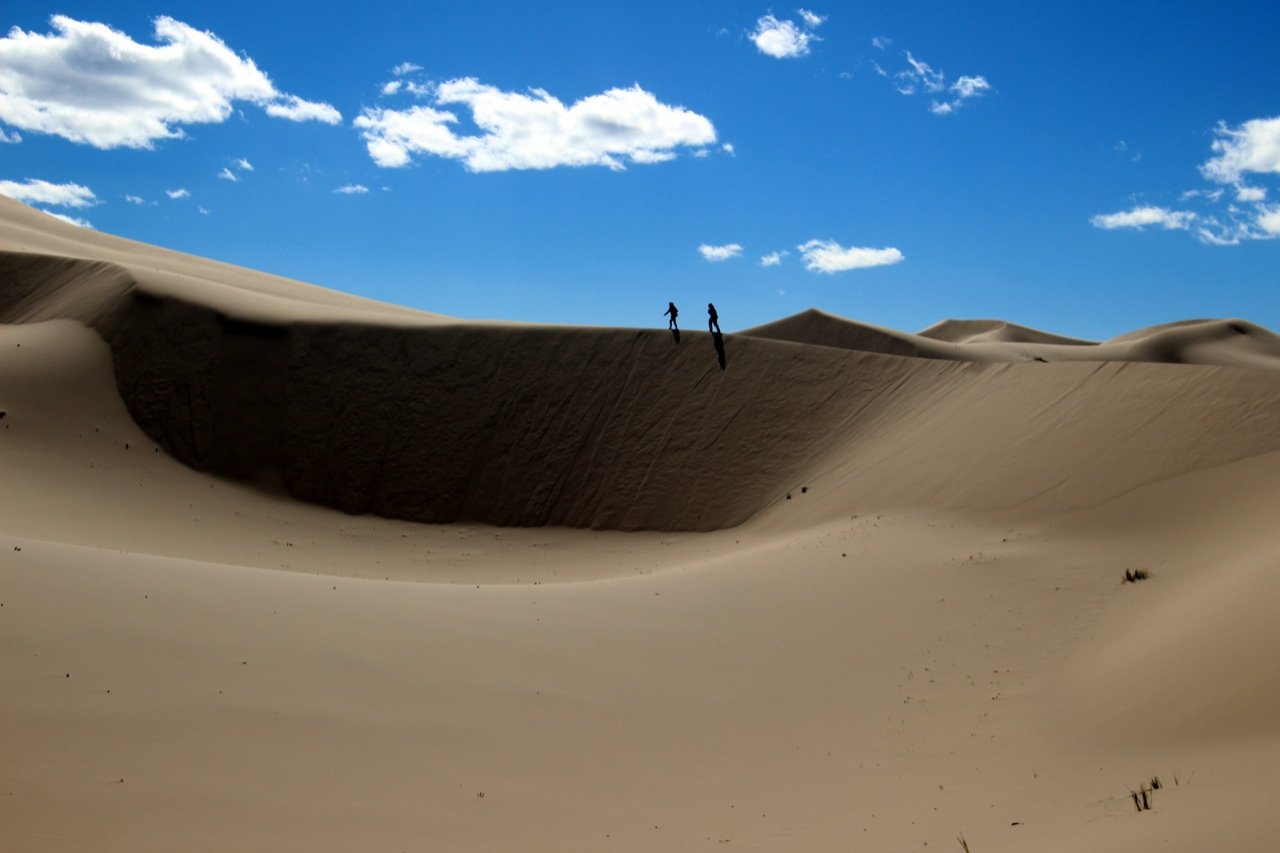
<box><xmin>4</xmin><ymin>195</ymin><xmax>1280</xmax><ymax>850</ymax></box>
<box><xmin>745</xmin><ymin>304</ymin><xmax>1280</xmax><ymax>370</ymax></box>
<box><xmin>918</xmin><ymin>317</ymin><xmax>1096</xmax><ymax>346</ymax></box>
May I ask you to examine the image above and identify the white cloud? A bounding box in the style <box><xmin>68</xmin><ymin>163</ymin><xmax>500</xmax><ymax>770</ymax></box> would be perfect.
<box><xmin>796</xmin><ymin>9</ymin><xmax>827</xmax><ymax>28</ymax></box>
<box><xmin>878</xmin><ymin>47</ymin><xmax>990</xmax><ymax>114</ymax></box>
<box><xmin>381</xmin><ymin>64</ymin><xmax>431</xmax><ymax>98</ymax></box>
<box><xmin>760</xmin><ymin>250</ymin><xmax>788</xmax><ymax>267</ymax></box>
<box><xmin>1257</xmin><ymin>205</ymin><xmax>1280</xmax><ymax>236</ymax></box>
<box><xmin>896</xmin><ymin>53</ymin><xmax>945</xmax><ymax>94</ymax></box>
<box><xmin>1182</xmin><ymin>187</ymin><xmax>1224</xmax><ymax>202</ymax></box>
<box><xmin>0</xmin><ymin>177</ymin><xmax>96</xmax><ymax>207</ymax></box>
<box><xmin>334</xmin><ymin>184</ymin><xmax>369</xmax><ymax>194</ymax></box>
<box><xmin>1089</xmin><ymin>205</ymin><xmax>1195</xmax><ymax>231</ymax></box>
<box><xmin>0</xmin><ymin>128</ymin><xmax>20</xmax><ymax>143</ymax></box>
<box><xmin>263</xmin><ymin>94</ymin><xmax>341</xmax><ymax>124</ymax></box>
<box><xmin>1100</xmin><ymin>116</ymin><xmax>1280</xmax><ymax>246</ymax></box>
<box><xmin>722</xmin><ymin>142</ymin><xmax>735</xmax><ymax>155</ymax></box>
<box><xmin>1200</xmin><ymin>116</ymin><xmax>1280</xmax><ymax>184</ymax></box>
<box><xmin>930</xmin><ymin>77</ymin><xmax>990</xmax><ymax>115</ymax></box>
<box><xmin>797</xmin><ymin>239</ymin><xmax>904</xmax><ymax>273</ymax></box>
<box><xmin>355</xmin><ymin>78</ymin><xmax>716</xmax><ymax>171</ymax></box>
<box><xmin>750</xmin><ymin>15</ymin><xmax>817</xmax><ymax>59</ymax></box>
<box><xmin>699</xmin><ymin>243</ymin><xmax>743</xmax><ymax>261</ymax></box>
<box><xmin>0</xmin><ymin>15</ymin><xmax>341</xmax><ymax>148</ymax></box>
<box><xmin>871</xmin><ymin>36</ymin><xmax>892</xmax><ymax>50</ymax></box>
<box><xmin>124</xmin><ymin>194</ymin><xmax>146</xmax><ymax>204</ymax></box>
<box><xmin>234</xmin><ymin>158</ymin><xmax>253</xmax><ymax>172</ymax></box>
<box><xmin>218</xmin><ymin>167</ymin><xmax>238</xmax><ymax>182</ymax></box>
<box><xmin>166</xmin><ymin>188</ymin><xmax>190</xmax><ymax>199</ymax></box>
<box><xmin>39</xmin><ymin>209</ymin><xmax>94</xmax><ymax>228</ymax></box>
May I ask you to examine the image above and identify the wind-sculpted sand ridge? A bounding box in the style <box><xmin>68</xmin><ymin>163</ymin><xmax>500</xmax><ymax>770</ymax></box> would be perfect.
<box><xmin>918</xmin><ymin>317</ymin><xmax>1097</xmax><ymax>346</ymax></box>
<box><xmin>745</xmin><ymin>306</ymin><xmax>1280</xmax><ymax>369</ymax></box>
<box><xmin>105</xmin><ymin>296</ymin><xmax>930</xmax><ymax>530</ymax></box>
<box><xmin>4</xmin><ymin>198</ymin><xmax>1280</xmax><ymax>531</ymax></box>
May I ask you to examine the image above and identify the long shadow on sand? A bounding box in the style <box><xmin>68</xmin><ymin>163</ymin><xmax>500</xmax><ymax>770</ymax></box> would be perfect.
<box><xmin>712</xmin><ymin>331</ymin><xmax>726</xmax><ymax>370</ymax></box>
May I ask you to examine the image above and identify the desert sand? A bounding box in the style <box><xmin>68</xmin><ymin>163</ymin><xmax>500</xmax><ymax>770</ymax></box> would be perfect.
<box><xmin>3</xmin><ymin>193</ymin><xmax>1280</xmax><ymax>850</ymax></box>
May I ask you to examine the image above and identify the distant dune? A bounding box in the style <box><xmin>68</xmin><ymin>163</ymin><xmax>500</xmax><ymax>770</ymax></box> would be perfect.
<box><xmin>917</xmin><ymin>317</ymin><xmax>1096</xmax><ymax>346</ymax></box>
<box><xmin>4</xmin><ymin>194</ymin><xmax>1280</xmax><ymax>850</ymax></box>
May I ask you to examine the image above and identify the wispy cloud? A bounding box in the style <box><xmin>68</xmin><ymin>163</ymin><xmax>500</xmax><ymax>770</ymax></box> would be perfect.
<box><xmin>797</xmin><ymin>239</ymin><xmax>904</xmax><ymax>273</ymax></box>
<box><xmin>0</xmin><ymin>15</ymin><xmax>341</xmax><ymax>148</ymax></box>
<box><xmin>749</xmin><ymin>11</ymin><xmax>824</xmax><ymax>59</ymax></box>
<box><xmin>1094</xmin><ymin>115</ymin><xmax>1279</xmax><ymax>245</ymax></box>
<box><xmin>0</xmin><ymin>177</ymin><xmax>96</xmax><ymax>207</ymax></box>
<box><xmin>380</xmin><ymin>63</ymin><xmax>434</xmax><ymax>98</ymax></box>
<box><xmin>699</xmin><ymin>243</ymin><xmax>743</xmax><ymax>261</ymax></box>
<box><xmin>124</xmin><ymin>194</ymin><xmax>147</xmax><ymax>205</ymax></box>
<box><xmin>334</xmin><ymin>184</ymin><xmax>369</xmax><ymax>194</ymax></box>
<box><xmin>218</xmin><ymin>167</ymin><xmax>238</xmax><ymax>182</ymax></box>
<box><xmin>894</xmin><ymin>52</ymin><xmax>945</xmax><ymax>95</ymax></box>
<box><xmin>166</xmin><ymin>188</ymin><xmax>190</xmax><ymax>199</ymax></box>
<box><xmin>264</xmin><ymin>94</ymin><xmax>341</xmax><ymax>124</ymax></box>
<box><xmin>796</xmin><ymin>9</ymin><xmax>827</xmax><ymax>29</ymax></box>
<box><xmin>875</xmin><ymin>46</ymin><xmax>991</xmax><ymax>114</ymax></box>
<box><xmin>1089</xmin><ymin>206</ymin><xmax>1195</xmax><ymax>231</ymax></box>
<box><xmin>761</xmin><ymin>250</ymin><xmax>789</xmax><ymax>267</ymax></box>
<box><xmin>356</xmin><ymin>78</ymin><xmax>716</xmax><ymax>171</ymax></box>
<box><xmin>931</xmin><ymin>75</ymin><xmax>991</xmax><ymax>114</ymax></box>
<box><xmin>234</xmin><ymin>158</ymin><xmax>253</xmax><ymax>172</ymax></box>
<box><xmin>0</xmin><ymin>128</ymin><xmax>20</xmax><ymax>143</ymax></box>
<box><xmin>39</xmin><ymin>209</ymin><xmax>94</xmax><ymax>228</ymax></box>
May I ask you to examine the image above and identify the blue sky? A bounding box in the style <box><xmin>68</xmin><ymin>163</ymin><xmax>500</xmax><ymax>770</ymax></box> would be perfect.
<box><xmin>2</xmin><ymin>1</ymin><xmax>1277</xmax><ymax>338</ymax></box>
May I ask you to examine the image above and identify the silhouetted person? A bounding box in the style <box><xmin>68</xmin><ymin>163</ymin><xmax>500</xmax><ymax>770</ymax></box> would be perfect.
<box><xmin>707</xmin><ymin>302</ymin><xmax>720</xmax><ymax>334</ymax></box>
<box><xmin>664</xmin><ymin>302</ymin><xmax>679</xmax><ymax>331</ymax></box>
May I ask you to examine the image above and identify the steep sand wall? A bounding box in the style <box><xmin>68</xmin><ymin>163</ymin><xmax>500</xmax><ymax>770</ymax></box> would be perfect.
<box><xmin>8</xmin><ymin>247</ymin><xmax>1280</xmax><ymax>531</ymax></box>
<box><xmin>102</xmin><ymin>292</ymin><xmax>933</xmax><ymax>530</ymax></box>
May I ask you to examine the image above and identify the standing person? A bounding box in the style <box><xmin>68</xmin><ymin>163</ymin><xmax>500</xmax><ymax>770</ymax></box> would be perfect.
<box><xmin>664</xmin><ymin>301</ymin><xmax>679</xmax><ymax>331</ymax></box>
<box><xmin>707</xmin><ymin>302</ymin><xmax>720</xmax><ymax>334</ymax></box>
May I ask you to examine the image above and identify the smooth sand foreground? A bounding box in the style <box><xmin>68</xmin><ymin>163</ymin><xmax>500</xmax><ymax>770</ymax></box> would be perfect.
<box><xmin>3</xmin><ymin>197</ymin><xmax>1280</xmax><ymax>850</ymax></box>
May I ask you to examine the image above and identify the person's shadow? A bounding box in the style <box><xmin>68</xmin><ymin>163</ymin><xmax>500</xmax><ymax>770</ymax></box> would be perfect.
<box><xmin>711</xmin><ymin>331</ymin><xmax>726</xmax><ymax>370</ymax></box>
<box><xmin>671</xmin><ymin>326</ymin><xmax>680</xmax><ymax>344</ymax></box>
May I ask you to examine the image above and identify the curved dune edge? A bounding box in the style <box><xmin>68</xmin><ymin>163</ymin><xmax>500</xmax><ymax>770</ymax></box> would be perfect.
<box><xmin>742</xmin><ymin>306</ymin><xmax>1280</xmax><ymax>369</ymax></box>
<box><xmin>4</xmin><ymin>195</ymin><xmax>1280</xmax><ymax>531</ymax></box>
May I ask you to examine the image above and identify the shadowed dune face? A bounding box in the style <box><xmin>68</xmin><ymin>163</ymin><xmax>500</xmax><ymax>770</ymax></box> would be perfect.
<box><xmin>91</xmin><ymin>293</ymin><xmax>1280</xmax><ymax>530</ymax></box>
<box><xmin>103</xmin><ymin>293</ymin><xmax>924</xmax><ymax>529</ymax></box>
<box><xmin>0</xmin><ymin>251</ymin><xmax>134</xmax><ymax>327</ymax></box>
<box><xmin>4</xmin><ymin>198</ymin><xmax>1280</xmax><ymax>531</ymax></box>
